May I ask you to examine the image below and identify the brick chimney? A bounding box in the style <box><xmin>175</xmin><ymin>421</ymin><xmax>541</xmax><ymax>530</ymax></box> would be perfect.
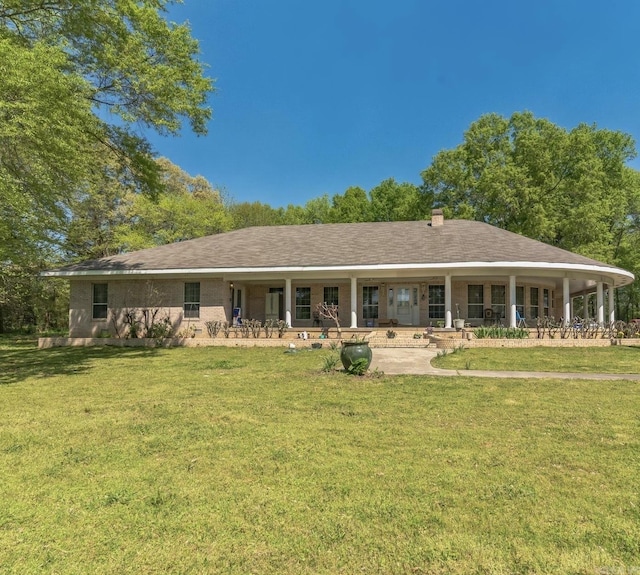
<box><xmin>431</xmin><ymin>208</ymin><xmax>444</xmax><ymax>227</ymax></box>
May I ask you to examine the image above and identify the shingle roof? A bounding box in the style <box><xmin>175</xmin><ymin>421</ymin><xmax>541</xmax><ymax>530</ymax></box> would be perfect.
<box><xmin>51</xmin><ymin>219</ymin><xmax>621</xmax><ymax>273</ymax></box>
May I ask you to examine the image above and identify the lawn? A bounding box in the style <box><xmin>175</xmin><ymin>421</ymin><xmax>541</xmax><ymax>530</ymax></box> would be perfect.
<box><xmin>431</xmin><ymin>345</ymin><xmax>640</xmax><ymax>373</ymax></box>
<box><xmin>1</xmin><ymin>340</ymin><xmax>639</xmax><ymax>574</ymax></box>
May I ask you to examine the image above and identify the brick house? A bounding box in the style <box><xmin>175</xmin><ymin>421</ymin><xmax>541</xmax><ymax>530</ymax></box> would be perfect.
<box><xmin>44</xmin><ymin>211</ymin><xmax>634</xmax><ymax>337</ymax></box>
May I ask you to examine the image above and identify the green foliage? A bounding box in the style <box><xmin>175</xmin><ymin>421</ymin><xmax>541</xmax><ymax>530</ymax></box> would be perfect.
<box><xmin>330</xmin><ymin>186</ymin><xmax>370</xmax><ymax>223</ymax></box>
<box><xmin>0</xmin><ymin>1</ymin><xmax>214</xmax><ymax>330</ymax></box>
<box><xmin>228</xmin><ymin>201</ymin><xmax>285</xmax><ymax>229</ymax></box>
<box><xmin>473</xmin><ymin>326</ymin><xmax>529</xmax><ymax>339</ymax></box>
<box><xmin>321</xmin><ymin>351</ymin><xmax>340</xmax><ymax>373</ymax></box>
<box><xmin>0</xmin><ymin>37</ymin><xmax>100</xmax><ymax>268</ymax></box>
<box><xmin>421</xmin><ymin>111</ymin><xmax>640</xmax><ymax>317</ymax></box>
<box><xmin>114</xmin><ymin>158</ymin><xmax>232</xmax><ymax>250</ymax></box>
<box><xmin>369</xmin><ymin>178</ymin><xmax>420</xmax><ymax>222</ymax></box>
<box><xmin>346</xmin><ymin>357</ymin><xmax>369</xmax><ymax>376</ymax></box>
<box><xmin>0</xmin><ymin>0</ymin><xmax>212</xmax><ymax>136</ymax></box>
<box><xmin>147</xmin><ymin>315</ymin><xmax>174</xmax><ymax>341</ymax></box>
<box><xmin>0</xmin><ymin>270</ymin><xmax>69</xmax><ymax>334</ymax></box>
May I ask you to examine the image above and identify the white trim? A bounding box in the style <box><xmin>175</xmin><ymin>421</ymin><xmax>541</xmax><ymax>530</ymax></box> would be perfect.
<box><xmin>350</xmin><ymin>277</ymin><xmax>358</xmax><ymax>328</ymax></box>
<box><xmin>41</xmin><ymin>260</ymin><xmax>634</xmax><ymax>283</ymax></box>
<box><xmin>509</xmin><ymin>275</ymin><xmax>516</xmax><ymax>328</ymax></box>
<box><xmin>444</xmin><ymin>275</ymin><xmax>452</xmax><ymax>328</ymax></box>
<box><xmin>563</xmin><ymin>278</ymin><xmax>571</xmax><ymax>326</ymax></box>
<box><xmin>609</xmin><ymin>287</ymin><xmax>616</xmax><ymax>324</ymax></box>
<box><xmin>285</xmin><ymin>278</ymin><xmax>292</xmax><ymax>328</ymax></box>
<box><xmin>597</xmin><ymin>282</ymin><xmax>604</xmax><ymax>324</ymax></box>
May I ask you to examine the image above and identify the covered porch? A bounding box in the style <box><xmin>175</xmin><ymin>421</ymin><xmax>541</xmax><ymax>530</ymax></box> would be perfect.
<box><xmin>225</xmin><ymin>264</ymin><xmax>623</xmax><ymax>330</ymax></box>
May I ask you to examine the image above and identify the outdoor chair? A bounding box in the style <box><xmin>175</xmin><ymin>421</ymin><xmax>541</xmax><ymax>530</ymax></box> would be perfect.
<box><xmin>312</xmin><ymin>311</ymin><xmax>323</xmax><ymax>327</ymax></box>
<box><xmin>516</xmin><ymin>310</ymin><xmax>527</xmax><ymax>328</ymax></box>
<box><xmin>483</xmin><ymin>308</ymin><xmax>493</xmax><ymax>325</ymax></box>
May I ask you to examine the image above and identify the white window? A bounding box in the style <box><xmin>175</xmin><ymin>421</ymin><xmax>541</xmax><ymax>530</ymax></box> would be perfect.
<box><xmin>296</xmin><ymin>287</ymin><xmax>311</xmax><ymax>320</ymax></box>
<box><xmin>323</xmin><ymin>286</ymin><xmax>339</xmax><ymax>306</ymax></box>
<box><xmin>92</xmin><ymin>284</ymin><xmax>108</xmax><ymax>320</ymax></box>
<box><xmin>428</xmin><ymin>285</ymin><xmax>445</xmax><ymax>319</ymax></box>
<box><xmin>184</xmin><ymin>282</ymin><xmax>200</xmax><ymax>319</ymax></box>
<box><xmin>468</xmin><ymin>285</ymin><xmax>484</xmax><ymax>319</ymax></box>
<box><xmin>362</xmin><ymin>286</ymin><xmax>379</xmax><ymax>319</ymax></box>
<box><xmin>530</xmin><ymin>287</ymin><xmax>539</xmax><ymax>319</ymax></box>
<box><xmin>491</xmin><ymin>285</ymin><xmax>506</xmax><ymax>321</ymax></box>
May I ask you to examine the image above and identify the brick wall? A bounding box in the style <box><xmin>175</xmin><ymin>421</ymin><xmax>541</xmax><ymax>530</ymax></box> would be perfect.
<box><xmin>69</xmin><ymin>278</ymin><xmax>228</xmax><ymax>338</ymax></box>
<box><xmin>68</xmin><ymin>277</ymin><xmax>563</xmax><ymax>337</ymax></box>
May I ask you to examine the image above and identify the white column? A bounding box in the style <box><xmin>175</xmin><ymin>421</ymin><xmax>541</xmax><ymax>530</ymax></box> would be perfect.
<box><xmin>444</xmin><ymin>274</ymin><xmax>452</xmax><ymax>328</ymax></box>
<box><xmin>569</xmin><ymin>296</ymin><xmax>573</xmax><ymax>319</ymax></box>
<box><xmin>285</xmin><ymin>278</ymin><xmax>292</xmax><ymax>327</ymax></box>
<box><xmin>597</xmin><ymin>282</ymin><xmax>604</xmax><ymax>325</ymax></box>
<box><xmin>509</xmin><ymin>275</ymin><xmax>516</xmax><ymax>328</ymax></box>
<box><xmin>583</xmin><ymin>290</ymin><xmax>589</xmax><ymax>320</ymax></box>
<box><xmin>350</xmin><ymin>277</ymin><xmax>358</xmax><ymax>328</ymax></box>
<box><xmin>563</xmin><ymin>278</ymin><xmax>571</xmax><ymax>326</ymax></box>
<box><xmin>608</xmin><ymin>286</ymin><xmax>615</xmax><ymax>324</ymax></box>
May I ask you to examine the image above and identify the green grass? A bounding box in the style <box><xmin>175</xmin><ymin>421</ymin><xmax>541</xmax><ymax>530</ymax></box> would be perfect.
<box><xmin>431</xmin><ymin>345</ymin><xmax>640</xmax><ymax>373</ymax></box>
<box><xmin>1</xmin><ymin>340</ymin><xmax>639</xmax><ymax>574</ymax></box>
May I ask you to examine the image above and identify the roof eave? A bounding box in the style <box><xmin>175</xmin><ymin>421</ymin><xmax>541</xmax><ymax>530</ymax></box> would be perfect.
<box><xmin>40</xmin><ymin>261</ymin><xmax>635</xmax><ymax>286</ymax></box>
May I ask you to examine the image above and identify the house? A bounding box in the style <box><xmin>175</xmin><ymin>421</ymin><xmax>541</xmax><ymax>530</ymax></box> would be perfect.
<box><xmin>43</xmin><ymin>210</ymin><xmax>634</xmax><ymax>338</ymax></box>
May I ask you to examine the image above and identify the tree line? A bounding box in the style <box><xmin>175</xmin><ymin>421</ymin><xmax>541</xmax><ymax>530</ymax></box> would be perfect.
<box><xmin>1</xmin><ymin>2</ymin><xmax>639</xmax><ymax>331</ymax></box>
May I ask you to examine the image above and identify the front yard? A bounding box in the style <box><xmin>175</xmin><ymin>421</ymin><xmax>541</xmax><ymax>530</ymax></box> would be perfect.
<box><xmin>0</xmin><ymin>341</ymin><xmax>638</xmax><ymax>574</ymax></box>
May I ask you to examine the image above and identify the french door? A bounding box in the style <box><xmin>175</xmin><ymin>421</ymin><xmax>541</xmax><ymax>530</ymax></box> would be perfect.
<box><xmin>389</xmin><ymin>285</ymin><xmax>419</xmax><ymax>325</ymax></box>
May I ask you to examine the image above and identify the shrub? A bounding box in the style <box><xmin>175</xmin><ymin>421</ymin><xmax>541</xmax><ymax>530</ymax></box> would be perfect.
<box><xmin>347</xmin><ymin>357</ymin><xmax>369</xmax><ymax>376</ymax></box>
<box><xmin>321</xmin><ymin>353</ymin><xmax>340</xmax><ymax>373</ymax></box>
<box><xmin>473</xmin><ymin>326</ymin><xmax>529</xmax><ymax>339</ymax></box>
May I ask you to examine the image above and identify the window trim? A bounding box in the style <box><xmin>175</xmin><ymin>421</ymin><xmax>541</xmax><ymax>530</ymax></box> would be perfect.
<box><xmin>362</xmin><ymin>286</ymin><xmax>379</xmax><ymax>320</ymax></box>
<box><xmin>516</xmin><ymin>285</ymin><xmax>525</xmax><ymax>317</ymax></box>
<box><xmin>467</xmin><ymin>284</ymin><xmax>484</xmax><ymax>319</ymax></box>
<box><xmin>530</xmin><ymin>287</ymin><xmax>539</xmax><ymax>319</ymax></box>
<box><xmin>92</xmin><ymin>283</ymin><xmax>108</xmax><ymax>320</ymax></box>
<box><xmin>184</xmin><ymin>282</ymin><xmax>201</xmax><ymax>319</ymax></box>
<box><xmin>323</xmin><ymin>286</ymin><xmax>339</xmax><ymax>307</ymax></box>
<box><xmin>428</xmin><ymin>284</ymin><xmax>445</xmax><ymax>319</ymax></box>
<box><xmin>295</xmin><ymin>287</ymin><xmax>311</xmax><ymax>320</ymax></box>
<box><xmin>491</xmin><ymin>284</ymin><xmax>506</xmax><ymax>321</ymax></box>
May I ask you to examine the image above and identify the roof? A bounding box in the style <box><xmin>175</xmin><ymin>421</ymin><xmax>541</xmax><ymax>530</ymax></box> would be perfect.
<box><xmin>45</xmin><ymin>220</ymin><xmax>632</xmax><ymax>285</ymax></box>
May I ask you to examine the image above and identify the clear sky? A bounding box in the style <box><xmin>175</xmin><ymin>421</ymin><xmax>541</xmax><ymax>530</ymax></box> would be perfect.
<box><xmin>145</xmin><ymin>0</ymin><xmax>640</xmax><ymax>208</ymax></box>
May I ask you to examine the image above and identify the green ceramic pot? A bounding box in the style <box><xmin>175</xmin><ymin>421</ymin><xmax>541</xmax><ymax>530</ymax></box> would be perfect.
<box><xmin>340</xmin><ymin>340</ymin><xmax>372</xmax><ymax>371</ymax></box>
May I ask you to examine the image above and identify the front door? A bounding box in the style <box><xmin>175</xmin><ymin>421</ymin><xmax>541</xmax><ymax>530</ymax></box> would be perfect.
<box><xmin>395</xmin><ymin>287</ymin><xmax>411</xmax><ymax>325</ymax></box>
<box><xmin>391</xmin><ymin>285</ymin><xmax>419</xmax><ymax>326</ymax></box>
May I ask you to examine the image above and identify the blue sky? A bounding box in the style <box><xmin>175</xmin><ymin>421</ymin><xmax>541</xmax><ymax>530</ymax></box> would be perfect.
<box><xmin>146</xmin><ymin>0</ymin><xmax>640</xmax><ymax>208</ymax></box>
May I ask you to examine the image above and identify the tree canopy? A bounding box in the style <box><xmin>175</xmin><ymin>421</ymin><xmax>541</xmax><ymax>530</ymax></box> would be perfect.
<box><xmin>0</xmin><ymin>0</ymin><xmax>213</xmax><ymax>268</ymax></box>
<box><xmin>420</xmin><ymin>111</ymin><xmax>639</xmax><ymax>261</ymax></box>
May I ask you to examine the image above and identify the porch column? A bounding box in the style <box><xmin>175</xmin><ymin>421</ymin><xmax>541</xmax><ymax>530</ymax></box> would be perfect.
<box><xmin>285</xmin><ymin>278</ymin><xmax>292</xmax><ymax>327</ymax></box>
<box><xmin>608</xmin><ymin>286</ymin><xmax>616</xmax><ymax>324</ymax></box>
<box><xmin>444</xmin><ymin>274</ymin><xmax>452</xmax><ymax>329</ymax></box>
<box><xmin>563</xmin><ymin>278</ymin><xmax>571</xmax><ymax>326</ymax></box>
<box><xmin>583</xmin><ymin>289</ymin><xmax>589</xmax><ymax>320</ymax></box>
<box><xmin>350</xmin><ymin>277</ymin><xmax>358</xmax><ymax>328</ymax></box>
<box><xmin>597</xmin><ymin>282</ymin><xmax>604</xmax><ymax>325</ymax></box>
<box><xmin>509</xmin><ymin>275</ymin><xmax>516</xmax><ymax>328</ymax></box>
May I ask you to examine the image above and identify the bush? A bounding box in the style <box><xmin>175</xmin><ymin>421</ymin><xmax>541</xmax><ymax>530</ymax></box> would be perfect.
<box><xmin>473</xmin><ymin>326</ymin><xmax>529</xmax><ymax>339</ymax></box>
<box><xmin>347</xmin><ymin>357</ymin><xmax>369</xmax><ymax>376</ymax></box>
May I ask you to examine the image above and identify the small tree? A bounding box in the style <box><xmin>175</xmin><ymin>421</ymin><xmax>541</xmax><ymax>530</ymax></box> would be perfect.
<box><xmin>112</xmin><ymin>281</ymin><xmax>174</xmax><ymax>339</ymax></box>
<box><xmin>315</xmin><ymin>302</ymin><xmax>341</xmax><ymax>337</ymax></box>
